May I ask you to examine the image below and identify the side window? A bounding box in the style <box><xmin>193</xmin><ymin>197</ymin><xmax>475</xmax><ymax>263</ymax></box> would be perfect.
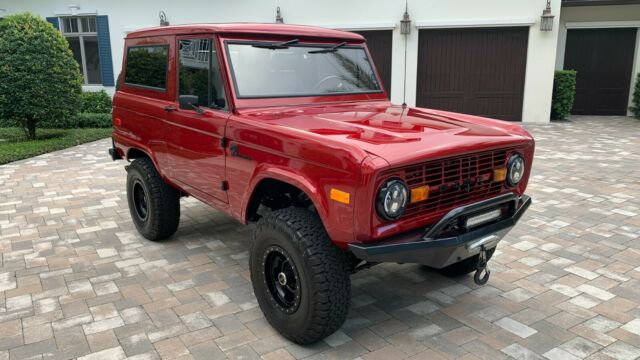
<box><xmin>124</xmin><ymin>45</ymin><xmax>168</xmax><ymax>90</ymax></box>
<box><xmin>178</xmin><ymin>38</ymin><xmax>227</xmax><ymax>110</ymax></box>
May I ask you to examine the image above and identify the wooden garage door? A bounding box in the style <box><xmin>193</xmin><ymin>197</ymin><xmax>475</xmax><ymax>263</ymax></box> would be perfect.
<box><xmin>354</xmin><ymin>30</ymin><xmax>392</xmax><ymax>96</ymax></box>
<box><xmin>564</xmin><ymin>28</ymin><xmax>637</xmax><ymax>115</ymax></box>
<box><xmin>416</xmin><ymin>27</ymin><xmax>529</xmax><ymax>122</ymax></box>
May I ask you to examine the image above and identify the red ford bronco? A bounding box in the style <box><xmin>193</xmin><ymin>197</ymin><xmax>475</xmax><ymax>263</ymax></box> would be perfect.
<box><xmin>110</xmin><ymin>23</ymin><xmax>533</xmax><ymax>344</ymax></box>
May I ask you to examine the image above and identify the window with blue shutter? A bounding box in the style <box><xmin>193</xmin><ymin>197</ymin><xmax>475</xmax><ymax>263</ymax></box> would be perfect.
<box><xmin>46</xmin><ymin>17</ymin><xmax>59</xmax><ymax>30</ymax></box>
<box><xmin>96</xmin><ymin>16</ymin><xmax>114</xmax><ymax>86</ymax></box>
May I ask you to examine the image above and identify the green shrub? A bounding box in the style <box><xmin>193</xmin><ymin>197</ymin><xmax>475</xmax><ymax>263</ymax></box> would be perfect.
<box><xmin>630</xmin><ymin>73</ymin><xmax>640</xmax><ymax>119</ymax></box>
<box><xmin>72</xmin><ymin>113</ymin><xmax>112</xmax><ymax>128</ymax></box>
<box><xmin>551</xmin><ymin>70</ymin><xmax>577</xmax><ymax>121</ymax></box>
<box><xmin>81</xmin><ymin>90</ymin><xmax>112</xmax><ymax>114</ymax></box>
<box><xmin>0</xmin><ymin>13</ymin><xmax>83</xmax><ymax>139</ymax></box>
<box><xmin>40</xmin><ymin>113</ymin><xmax>112</xmax><ymax>129</ymax></box>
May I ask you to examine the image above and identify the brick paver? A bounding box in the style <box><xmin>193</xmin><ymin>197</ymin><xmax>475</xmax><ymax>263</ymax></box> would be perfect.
<box><xmin>1</xmin><ymin>116</ymin><xmax>639</xmax><ymax>359</ymax></box>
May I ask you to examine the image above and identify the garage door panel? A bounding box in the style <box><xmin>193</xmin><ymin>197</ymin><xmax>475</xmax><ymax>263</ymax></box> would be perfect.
<box><xmin>354</xmin><ymin>30</ymin><xmax>392</xmax><ymax>96</ymax></box>
<box><xmin>564</xmin><ymin>28</ymin><xmax>637</xmax><ymax>115</ymax></box>
<box><xmin>417</xmin><ymin>27</ymin><xmax>528</xmax><ymax>122</ymax></box>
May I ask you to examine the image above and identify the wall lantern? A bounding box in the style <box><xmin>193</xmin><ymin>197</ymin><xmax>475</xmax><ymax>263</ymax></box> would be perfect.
<box><xmin>540</xmin><ymin>0</ymin><xmax>554</xmax><ymax>31</ymax></box>
<box><xmin>159</xmin><ymin>11</ymin><xmax>169</xmax><ymax>26</ymax></box>
<box><xmin>400</xmin><ymin>4</ymin><xmax>411</xmax><ymax>35</ymax></box>
<box><xmin>275</xmin><ymin>7</ymin><xmax>284</xmax><ymax>24</ymax></box>
<box><xmin>68</xmin><ymin>5</ymin><xmax>80</xmax><ymax>16</ymax></box>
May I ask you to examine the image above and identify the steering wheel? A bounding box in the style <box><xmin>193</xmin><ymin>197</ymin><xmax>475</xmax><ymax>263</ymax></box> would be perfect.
<box><xmin>314</xmin><ymin>75</ymin><xmax>344</xmax><ymax>92</ymax></box>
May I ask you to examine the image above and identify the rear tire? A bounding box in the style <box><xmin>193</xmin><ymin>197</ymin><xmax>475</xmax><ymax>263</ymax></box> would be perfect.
<box><xmin>250</xmin><ymin>207</ymin><xmax>351</xmax><ymax>344</ymax></box>
<box><xmin>437</xmin><ymin>247</ymin><xmax>495</xmax><ymax>277</ymax></box>
<box><xmin>126</xmin><ymin>157</ymin><xmax>180</xmax><ymax>241</ymax></box>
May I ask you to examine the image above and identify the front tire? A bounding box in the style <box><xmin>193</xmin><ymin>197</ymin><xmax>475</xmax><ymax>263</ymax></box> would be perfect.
<box><xmin>250</xmin><ymin>208</ymin><xmax>351</xmax><ymax>345</ymax></box>
<box><xmin>126</xmin><ymin>157</ymin><xmax>180</xmax><ymax>241</ymax></box>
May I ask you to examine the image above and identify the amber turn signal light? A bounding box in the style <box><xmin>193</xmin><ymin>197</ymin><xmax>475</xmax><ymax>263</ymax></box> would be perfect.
<box><xmin>410</xmin><ymin>186</ymin><xmax>429</xmax><ymax>203</ymax></box>
<box><xmin>330</xmin><ymin>188</ymin><xmax>350</xmax><ymax>205</ymax></box>
<box><xmin>493</xmin><ymin>168</ymin><xmax>507</xmax><ymax>182</ymax></box>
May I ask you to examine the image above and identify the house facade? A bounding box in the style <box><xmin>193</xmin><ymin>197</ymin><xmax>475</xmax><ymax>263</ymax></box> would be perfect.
<box><xmin>1</xmin><ymin>0</ymin><xmax>638</xmax><ymax>122</ymax></box>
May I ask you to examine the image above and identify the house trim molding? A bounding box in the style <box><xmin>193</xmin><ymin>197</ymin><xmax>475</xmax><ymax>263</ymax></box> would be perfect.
<box><xmin>415</xmin><ymin>18</ymin><xmax>536</xmax><ymax>29</ymax></box>
<box><xmin>312</xmin><ymin>22</ymin><xmax>397</xmax><ymax>31</ymax></box>
<box><xmin>565</xmin><ymin>21</ymin><xmax>640</xmax><ymax>29</ymax></box>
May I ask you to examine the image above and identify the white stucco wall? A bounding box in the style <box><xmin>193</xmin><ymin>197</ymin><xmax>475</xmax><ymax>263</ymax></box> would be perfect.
<box><xmin>556</xmin><ymin>5</ymin><xmax>640</xmax><ymax>116</ymax></box>
<box><xmin>0</xmin><ymin>0</ymin><xmax>561</xmax><ymax>122</ymax></box>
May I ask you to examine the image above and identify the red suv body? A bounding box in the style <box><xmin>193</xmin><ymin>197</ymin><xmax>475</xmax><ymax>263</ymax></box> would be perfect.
<box><xmin>111</xmin><ymin>23</ymin><xmax>533</xmax><ymax>344</ymax></box>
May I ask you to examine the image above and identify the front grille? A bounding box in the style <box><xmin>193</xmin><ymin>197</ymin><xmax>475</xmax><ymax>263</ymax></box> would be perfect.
<box><xmin>401</xmin><ymin>149</ymin><xmax>509</xmax><ymax>218</ymax></box>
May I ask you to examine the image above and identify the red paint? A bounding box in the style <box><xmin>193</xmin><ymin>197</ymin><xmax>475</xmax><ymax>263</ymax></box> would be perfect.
<box><xmin>112</xmin><ymin>24</ymin><xmax>534</xmax><ymax>249</ymax></box>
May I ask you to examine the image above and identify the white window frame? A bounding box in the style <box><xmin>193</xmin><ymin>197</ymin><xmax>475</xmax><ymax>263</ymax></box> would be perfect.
<box><xmin>59</xmin><ymin>16</ymin><xmax>101</xmax><ymax>85</ymax></box>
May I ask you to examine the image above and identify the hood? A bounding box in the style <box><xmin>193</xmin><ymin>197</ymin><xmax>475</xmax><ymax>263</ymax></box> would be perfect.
<box><xmin>242</xmin><ymin>102</ymin><xmax>534</xmax><ymax>166</ymax></box>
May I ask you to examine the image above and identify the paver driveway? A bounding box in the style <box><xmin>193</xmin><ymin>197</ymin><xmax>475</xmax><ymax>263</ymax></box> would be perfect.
<box><xmin>0</xmin><ymin>116</ymin><xmax>639</xmax><ymax>360</ymax></box>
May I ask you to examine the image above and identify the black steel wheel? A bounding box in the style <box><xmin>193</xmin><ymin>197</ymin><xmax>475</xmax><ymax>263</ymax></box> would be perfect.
<box><xmin>263</xmin><ymin>246</ymin><xmax>301</xmax><ymax>314</ymax></box>
<box><xmin>126</xmin><ymin>157</ymin><xmax>180</xmax><ymax>241</ymax></box>
<box><xmin>250</xmin><ymin>207</ymin><xmax>351</xmax><ymax>344</ymax></box>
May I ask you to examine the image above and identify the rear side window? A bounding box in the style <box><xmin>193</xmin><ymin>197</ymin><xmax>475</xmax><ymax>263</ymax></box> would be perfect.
<box><xmin>124</xmin><ymin>45</ymin><xmax>168</xmax><ymax>90</ymax></box>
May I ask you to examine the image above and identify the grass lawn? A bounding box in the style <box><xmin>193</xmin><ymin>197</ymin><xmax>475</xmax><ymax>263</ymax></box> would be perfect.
<box><xmin>0</xmin><ymin>127</ymin><xmax>112</xmax><ymax>165</ymax></box>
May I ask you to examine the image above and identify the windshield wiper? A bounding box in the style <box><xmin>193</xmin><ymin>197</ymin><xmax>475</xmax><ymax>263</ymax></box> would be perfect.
<box><xmin>308</xmin><ymin>41</ymin><xmax>347</xmax><ymax>54</ymax></box>
<box><xmin>252</xmin><ymin>38</ymin><xmax>299</xmax><ymax>50</ymax></box>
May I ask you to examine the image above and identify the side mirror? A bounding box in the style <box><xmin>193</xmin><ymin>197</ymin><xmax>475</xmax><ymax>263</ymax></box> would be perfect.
<box><xmin>178</xmin><ymin>95</ymin><xmax>199</xmax><ymax>110</ymax></box>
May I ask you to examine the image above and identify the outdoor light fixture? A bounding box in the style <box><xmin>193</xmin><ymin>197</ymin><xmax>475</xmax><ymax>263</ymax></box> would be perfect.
<box><xmin>540</xmin><ymin>0</ymin><xmax>554</xmax><ymax>31</ymax></box>
<box><xmin>400</xmin><ymin>4</ymin><xmax>411</xmax><ymax>35</ymax></box>
<box><xmin>159</xmin><ymin>11</ymin><xmax>169</xmax><ymax>26</ymax></box>
<box><xmin>275</xmin><ymin>7</ymin><xmax>284</xmax><ymax>24</ymax></box>
<box><xmin>68</xmin><ymin>5</ymin><xmax>80</xmax><ymax>16</ymax></box>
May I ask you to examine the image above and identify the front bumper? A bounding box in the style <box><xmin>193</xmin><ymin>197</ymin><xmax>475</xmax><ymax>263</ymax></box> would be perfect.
<box><xmin>348</xmin><ymin>193</ymin><xmax>531</xmax><ymax>269</ymax></box>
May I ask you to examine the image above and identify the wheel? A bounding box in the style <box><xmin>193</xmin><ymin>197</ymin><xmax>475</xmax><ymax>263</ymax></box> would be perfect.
<box><xmin>126</xmin><ymin>157</ymin><xmax>180</xmax><ymax>241</ymax></box>
<box><xmin>250</xmin><ymin>207</ymin><xmax>351</xmax><ymax>344</ymax></box>
<box><xmin>437</xmin><ymin>247</ymin><xmax>495</xmax><ymax>277</ymax></box>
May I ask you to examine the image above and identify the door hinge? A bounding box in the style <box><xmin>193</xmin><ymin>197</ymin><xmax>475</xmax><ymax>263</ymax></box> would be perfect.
<box><xmin>220</xmin><ymin>137</ymin><xmax>227</xmax><ymax>148</ymax></box>
<box><xmin>221</xmin><ymin>180</ymin><xmax>229</xmax><ymax>191</ymax></box>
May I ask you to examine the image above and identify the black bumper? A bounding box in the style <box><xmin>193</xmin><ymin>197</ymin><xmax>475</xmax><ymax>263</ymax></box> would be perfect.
<box><xmin>108</xmin><ymin>138</ymin><xmax>122</xmax><ymax>161</ymax></box>
<box><xmin>348</xmin><ymin>193</ymin><xmax>531</xmax><ymax>269</ymax></box>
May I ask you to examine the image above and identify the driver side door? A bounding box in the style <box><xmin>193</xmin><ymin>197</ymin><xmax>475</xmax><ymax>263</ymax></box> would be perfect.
<box><xmin>165</xmin><ymin>36</ymin><xmax>229</xmax><ymax>205</ymax></box>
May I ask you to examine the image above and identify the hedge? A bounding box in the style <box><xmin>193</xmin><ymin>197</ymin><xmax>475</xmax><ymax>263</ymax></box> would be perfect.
<box><xmin>551</xmin><ymin>70</ymin><xmax>577</xmax><ymax>121</ymax></box>
<box><xmin>81</xmin><ymin>90</ymin><xmax>112</xmax><ymax>114</ymax></box>
<box><xmin>39</xmin><ymin>112</ymin><xmax>112</xmax><ymax>129</ymax></box>
<box><xmin>630</xmin><ymin>73</ymin><xmax>640</xmax><ymax>119</ymax></box>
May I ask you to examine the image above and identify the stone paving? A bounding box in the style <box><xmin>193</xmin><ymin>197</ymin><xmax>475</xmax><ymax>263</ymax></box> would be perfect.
<box><xmin>0</xmin><ymin>116</ymin><xmax>639</xmax><ymax>360</ymax></box>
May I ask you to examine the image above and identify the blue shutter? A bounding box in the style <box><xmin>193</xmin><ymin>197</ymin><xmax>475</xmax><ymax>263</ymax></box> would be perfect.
<box><xmin>96</xmin><ymin>15</ymin><xmax>115</xmax><ymax>86</ymax></box>
<box><xmin>46</xmin><ymin>17</ymin><xmax>59</xmax><ymax>30</ymax></box>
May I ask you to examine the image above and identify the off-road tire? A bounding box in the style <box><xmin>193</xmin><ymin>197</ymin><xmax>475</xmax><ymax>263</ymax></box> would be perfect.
<box><xmin>126</xmin><ymin>157</ymin><xmax>180</xmax><ymax>241</ymax></box>
<box><xmin>437</xmin><ymin>247</ymin><xmax>495</xmax><ymax>276</ymax></box>
<box><xmin>250</xmin><ymin>207</ymin><xmax>351</xmax><ymax>344</ymax></box>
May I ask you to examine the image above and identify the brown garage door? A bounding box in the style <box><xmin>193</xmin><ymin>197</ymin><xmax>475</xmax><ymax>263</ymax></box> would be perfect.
<box><xmin>564</xmin><ymin>28</ymin><xmax>637</xmax><ymax>115</ymax></box>
<box><xmin>416</xmin><ymin>27</ymin><xmax>529</xmax><ymax>122</ymax></box>
<box><xmin>354</xmin><ymin>30</ymin><xmax>392</xmax><ymax>96</ymax></box>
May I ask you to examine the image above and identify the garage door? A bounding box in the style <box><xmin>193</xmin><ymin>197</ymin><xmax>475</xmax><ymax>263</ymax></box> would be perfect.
<box><xmin>354</xmin><ymin>30</ymin><xmax>392</xmax><ymax>96</ymax></box>
<box><xmin>564</xmin><ymin>28</ymin><xmax>637</xmax><ymax>115</ymax></box>
<box><xmin>416</xmin><ymin>27</ymin><xmax>529</xmax><ymax>122</ymax></box>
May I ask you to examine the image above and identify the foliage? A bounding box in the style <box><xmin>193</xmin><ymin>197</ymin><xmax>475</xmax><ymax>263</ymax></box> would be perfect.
<box><xmin>0</xmin><ymin>127</ymin><xmax>111</xmax><ymax>164</ymax></box>
<box><xmin>38</xmin><ymin>112</ymin><xmax>112</xmax><ymax>129</ymax></box>
<box><xmin>551</xmin><ymin>70</ymin><xmax>577</xmax><ymax>121</ymax></box>
<box><xmin>124</xmin><ymin>47</ymin><xmax>168</xmax><ymax>88</ymax></box>
<box><xmin>0</xmin><ymin>13</ymin><xmax>83</xmax><ymax>139</ymax></box>
<box><xmin>81</xmin><ymin>90</ymin><xmax>112</xmax><ymax>114</ymax></box>
<box><xmin>630</xmin><ymin>73</ymin><xmax>640</xmax><ymax>119</ymax></box>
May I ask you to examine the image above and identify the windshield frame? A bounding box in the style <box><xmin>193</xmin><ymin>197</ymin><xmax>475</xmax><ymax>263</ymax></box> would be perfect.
<box><xmin>223</xmin><ymin>40</ymin><xmax>385</xmax><ymax>100</ymax></box>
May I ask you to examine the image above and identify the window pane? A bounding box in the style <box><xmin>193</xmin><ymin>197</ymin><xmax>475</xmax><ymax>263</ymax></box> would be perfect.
<box><xmin>125</xmin><ymin>45</ymin><xmax>168</xmax><ymax>89</ymax></box>
<box><xmin>211</xmin><ymin>48</ymin><xmax>227</xmax><ymax>109</ymax></box>
<box><xmin>226</xmin><ymin>44</ymin><xmax>380</xmax><ymax>98</ymax></box>
<box><xmin>88</xmin><ymin>17</ymin><xmax>96</xmax><ymax>32</ymax></box>
<box><xmin>63</xmin><ymin>18</ymin><xmax>78</xmax><ymax>33</ymax></box>
<box><xmin>179</xmin><ymin>39</ymin><xmax>210</xmax><ymax>107</ymax></box>
<box><xmin>80</xmin><ymin>18</ymin><xmax>88</xmax><ymax>32</ymax></box>
<box><xmin>83</xmin><ymin>36</ymin><xmax>102</xmax><ymax>84</ymax></box>
<box><xmin>66</xmin><ymin>37</ymin><xmax>84</xmax><ymax>75</ymax></box>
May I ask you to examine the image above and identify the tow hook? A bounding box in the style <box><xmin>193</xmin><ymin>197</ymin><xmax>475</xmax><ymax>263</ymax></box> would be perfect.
<box><xmin>473</xmin><ymin>245</ymin><xmax>490</xmax><ymax>285</ymax></box>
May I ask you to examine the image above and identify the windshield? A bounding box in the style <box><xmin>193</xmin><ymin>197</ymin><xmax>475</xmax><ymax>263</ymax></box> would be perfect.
<box><xmin>226</xmin><ymin>42</ymin><xmax>382</xmax><ymax>98</ymax></box>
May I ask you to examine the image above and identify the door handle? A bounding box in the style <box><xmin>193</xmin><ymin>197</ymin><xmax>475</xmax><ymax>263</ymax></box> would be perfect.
<box><xmin>164</xmin><ymin>105</ymin><xmax>177</xmax><ymax>112</ymax></box>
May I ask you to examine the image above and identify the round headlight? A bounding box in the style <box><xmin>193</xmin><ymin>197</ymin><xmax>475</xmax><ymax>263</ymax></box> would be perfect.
<box><xmin>376</xmin><ymin>178</ymin><xmax>408</xmax><ymax>220</ymax></box>
<box><xmin>507</xmin><ymin>154</ymin><xmax>525</xmax><ymax>186</ymax></box>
